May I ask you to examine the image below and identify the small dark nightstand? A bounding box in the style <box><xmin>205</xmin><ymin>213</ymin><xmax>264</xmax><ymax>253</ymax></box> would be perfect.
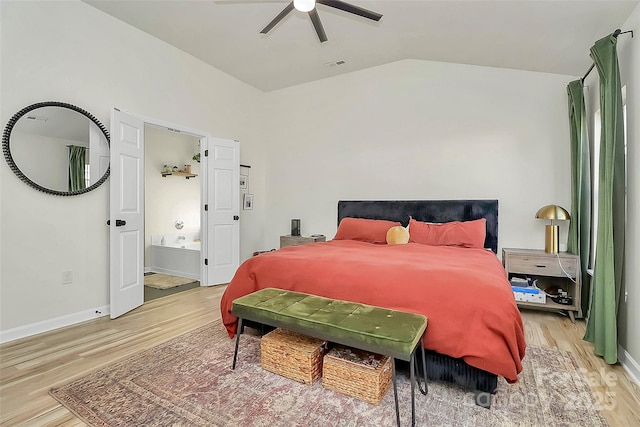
<box><xmin>280</xmin><ymin>235</ymin><xmax>326</xmax><ymax>248</ymax></box>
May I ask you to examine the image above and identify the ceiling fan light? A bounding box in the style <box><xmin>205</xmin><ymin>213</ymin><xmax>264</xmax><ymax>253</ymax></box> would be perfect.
<box><xmin>294</xmin><ymin>0</ymin><xmax>315</xmax><ymax>12</ymax></box>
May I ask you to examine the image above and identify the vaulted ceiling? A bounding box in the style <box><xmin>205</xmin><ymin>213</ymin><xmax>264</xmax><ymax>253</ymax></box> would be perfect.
<box><xmin>86</xmin><ymin>1</ymin><xmax>639</xmax><ymax>91</ymax></box>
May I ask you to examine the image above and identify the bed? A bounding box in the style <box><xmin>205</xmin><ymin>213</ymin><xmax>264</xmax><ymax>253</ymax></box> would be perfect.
<box><xmin>220</xmin><ymin>200</ymin><xmax>525</xmax><ymax>404</ymax></box>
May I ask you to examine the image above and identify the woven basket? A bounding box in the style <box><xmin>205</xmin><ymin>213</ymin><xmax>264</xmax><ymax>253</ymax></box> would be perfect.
<box><xmin>260</xmin><ymin>328</ymin><xmax>327</xmax><ymax>385</ymax></box>
<box><xmin>322</xmin><ymin>346</ymin><xmax>392</xmax><ymax>405</ymax></box>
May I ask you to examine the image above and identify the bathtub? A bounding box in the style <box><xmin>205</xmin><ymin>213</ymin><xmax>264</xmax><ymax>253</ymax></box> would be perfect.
<box><xmin>150</xmin><ymin>232</ymin><xmax>201</xmax><ymax>280</ymax></box>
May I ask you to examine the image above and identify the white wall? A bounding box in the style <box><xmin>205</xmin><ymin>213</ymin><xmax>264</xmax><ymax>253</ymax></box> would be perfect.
<box><xmin>263</xmin><ymin>59</ymin><xmax>573</xmax><ymax>254</ymax></box>
<box><xmin>0</xmin><ymin>0</ymin><xmax>267</xmax><ymax>333</ymax></box>
<box><xmin>618</xmin><ymin>4</ymin><xmax>640</xmax><ymax>367</ymax></box>
<box><xmin>144</xmin><ymin>126</ymin><xmax>201</xmax><ymax>267</ymax></box>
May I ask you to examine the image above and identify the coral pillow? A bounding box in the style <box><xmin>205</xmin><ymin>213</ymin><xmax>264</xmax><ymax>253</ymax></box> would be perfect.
<box><xmin>334</xmin><ymin>218</ymin><xmax>402</xmax><ymax>244</ymax></box>
<box><xmin>408</xmin><ymin>218</ymin><xmax>487</xmax><ymax>249</ymax></box>
<box><xmin>386</xmin><ymin>226</ymin><xmax>409</xmax><ymax>245</ymax></box>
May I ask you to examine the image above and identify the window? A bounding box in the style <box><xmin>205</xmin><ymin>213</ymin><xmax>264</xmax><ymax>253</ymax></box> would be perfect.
<box><xmin>590</xmin><ymin>109</ymin><xmax>601</xmax><ymax>269</ymax></box>
<box><xmin>623</xmin><ymin>85</ymin><xmax>628</xmax><ymax>235</ymax></box>
<box><xmin>622</xmin><ymin>85</ymin><xmax>628</xmax><ymax>199</ymax></box>
<box><xmin>590</xmin><ymin>86</ymin><xmax>628</xmax><ymax>270</ymax></box>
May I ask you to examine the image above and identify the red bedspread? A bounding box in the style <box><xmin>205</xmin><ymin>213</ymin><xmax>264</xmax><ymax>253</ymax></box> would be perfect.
<box><xmin>220</xmin><ymin>240</ymin><xmax>526</xmax><ymax>382</ymax></box>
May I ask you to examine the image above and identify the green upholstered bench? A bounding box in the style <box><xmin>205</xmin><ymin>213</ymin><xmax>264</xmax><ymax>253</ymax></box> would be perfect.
<box><xmin>231</xmin><ymin>288</ymin><xmax>428</xmax><ymax>427</ymax></box>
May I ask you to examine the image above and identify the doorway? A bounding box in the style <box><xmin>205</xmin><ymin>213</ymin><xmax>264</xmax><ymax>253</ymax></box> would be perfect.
<box><xmin>143</xmin><ymin>125</ymin><xmax>201</xmax><ymax>302</ymax></box>
<box><xmin>109</xmin><ymin>109</ymin><xmax>240</xmax><ymax>319</ymax></box>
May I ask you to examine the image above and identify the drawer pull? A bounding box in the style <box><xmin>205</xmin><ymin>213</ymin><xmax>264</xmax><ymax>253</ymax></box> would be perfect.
<box><xmin>535</xmin><ymin>265</ymin><xmax>546</xmax><ymax>268</ymax></box>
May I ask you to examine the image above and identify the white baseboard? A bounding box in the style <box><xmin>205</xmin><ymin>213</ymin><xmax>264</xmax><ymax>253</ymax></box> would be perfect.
<box><xmin>618</xmin><ymin>345</ymin><xmax>640</xmax><ymax>387</ymax></box>
<box><xmin>0</xmin><ymin>305</ymin><xmax>110</xmax><ymax>344</ymax></box>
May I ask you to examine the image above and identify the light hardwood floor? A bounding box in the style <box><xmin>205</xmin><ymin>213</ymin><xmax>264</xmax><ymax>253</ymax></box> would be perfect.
<box><xmin>1</xmin><ymin>286</ymin><xmax>639</xmax><ymax>426</ymax></box>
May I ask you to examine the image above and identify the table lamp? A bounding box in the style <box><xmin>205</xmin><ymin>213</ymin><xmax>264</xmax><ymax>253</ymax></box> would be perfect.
<box><xmin>535</xmin><ymin>205</ymin><xmax>570</xmax><ymax>253</ymax></box>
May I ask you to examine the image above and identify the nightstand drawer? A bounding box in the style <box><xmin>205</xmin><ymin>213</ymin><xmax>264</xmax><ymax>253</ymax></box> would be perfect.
<box><xmin>508</xmin><ymin>255</ymin><xmax>577</xmax><ymax>278</ymax></box>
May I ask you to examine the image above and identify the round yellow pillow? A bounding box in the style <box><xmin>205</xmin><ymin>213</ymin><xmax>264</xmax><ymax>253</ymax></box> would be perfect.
<box><xmin>386</xmin><ymin>225</ymin><xmax>409</xmax><ymax>245</ymax></box>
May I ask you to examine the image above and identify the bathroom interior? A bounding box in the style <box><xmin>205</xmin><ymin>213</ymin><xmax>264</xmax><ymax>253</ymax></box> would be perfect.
<box><xmin>144</xmin><ymin>125</ymin><xmax>202</xmax><ymax>301</ymax></box>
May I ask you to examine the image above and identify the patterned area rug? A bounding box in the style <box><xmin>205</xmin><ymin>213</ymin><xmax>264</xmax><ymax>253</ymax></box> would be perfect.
<box><xmin>50</xmin><ymin>323</ymin><xmax>608</xmax><ymax>426</ymax></box>
<box><xmin>144</xmin><ymin>273</ymin><xmax>195</xmax><ymax>289</ymax></box>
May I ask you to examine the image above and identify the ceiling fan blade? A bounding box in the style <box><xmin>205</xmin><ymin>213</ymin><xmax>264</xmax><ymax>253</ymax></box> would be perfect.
<box><xmin>260</xmin><ymin>2</ymin><xmax>295</xmax><ymax>34</ymax></box>
<box><xmin>308</xmin><ymin>9</ymin><xmax>328</xmax><ymax>43</ymax></box>
<box><xmin>316</xmin><ymin>0</ymin><xmax>382</xmax><ymax>21</ymax></box>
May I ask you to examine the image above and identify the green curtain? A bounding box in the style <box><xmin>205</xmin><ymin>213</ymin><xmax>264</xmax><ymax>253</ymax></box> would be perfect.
<box><xmin>566</xmin><ymin>80</ymin><xmax>591</xmax><ymax>316</ymax></box>
<box><xmin>68</xmin><ymin>145</ymin><xmax>87</xmax><ymax>192</ymax></box>
<box><xmin>583</xmin><ymin>34</ymin><xmax>626</xmax><ymax>364</ymax></box>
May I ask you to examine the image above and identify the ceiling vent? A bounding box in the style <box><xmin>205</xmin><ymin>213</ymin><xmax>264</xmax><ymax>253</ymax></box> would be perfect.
<box><xmin>325</xmin><ymin>60</ymin><xmax>346</xmax><ymax>67</ymax></box>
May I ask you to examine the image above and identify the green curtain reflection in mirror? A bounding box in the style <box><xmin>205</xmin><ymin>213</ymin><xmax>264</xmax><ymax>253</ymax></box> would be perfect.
<box><xmin>68</xmin><ymin>145</ymin><xmax>87</xmax><ymax>191</ymax></box>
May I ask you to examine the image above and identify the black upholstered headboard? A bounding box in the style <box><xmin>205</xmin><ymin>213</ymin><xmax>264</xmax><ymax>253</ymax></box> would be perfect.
<box><xmin>337</xmin><ymin>200</ymin><xmax>499</xmax><ymax>253</ymax></box>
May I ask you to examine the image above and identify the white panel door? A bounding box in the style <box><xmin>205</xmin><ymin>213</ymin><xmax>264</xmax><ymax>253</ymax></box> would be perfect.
<box><xmin>109</xmin><ymin>109</ymin><xmax>144</xmax><ymax>318</ymax></box>
<box><xmin>204</xmin><ymin>138</ymin><xmax>239</xmax><ymax>285</ymax></box>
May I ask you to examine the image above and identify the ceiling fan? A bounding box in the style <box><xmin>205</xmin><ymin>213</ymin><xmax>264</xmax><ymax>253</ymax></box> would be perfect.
<box><xmin>260</xmin><ymin>0</ymin><xmax>383</xmax><ymax>43</ymax></box>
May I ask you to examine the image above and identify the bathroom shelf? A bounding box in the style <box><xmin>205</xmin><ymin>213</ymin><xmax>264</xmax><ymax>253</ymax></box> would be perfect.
<box><xmin>161</xmin><ymin>171</ymin><xmax>198</xmax><ymax>179</ymax></box>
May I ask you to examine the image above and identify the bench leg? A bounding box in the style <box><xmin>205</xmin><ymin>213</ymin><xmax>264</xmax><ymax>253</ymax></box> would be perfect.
<box><xmin>392</xmin><ymin>358</ymin><xmax>400</xmax><ymax>427</ymax></box>
<box><xmin>232</xmin><ymin>317</ymin><xmax>243</xmax><ymax>369</ymax></box>
<box><xmin>417</xmin><ymin>338</ymin><xmax>428</xmax><ymax>395</ymax></box>
<box><xmin>392</xmin><ymin>348</ymin><xmax>424</xmax><ymax>427</ymax></box>
<box><xmin>410</xmin><ymin>351</ymin><xmax>416</xmax><ymax>426</ymax></box>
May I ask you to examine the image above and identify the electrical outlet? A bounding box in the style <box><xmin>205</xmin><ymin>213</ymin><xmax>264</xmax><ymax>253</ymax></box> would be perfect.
<box><xmin>62</xmin><ymin>270</ymin><xmax>73</xmax><ymax>284</ymax></box>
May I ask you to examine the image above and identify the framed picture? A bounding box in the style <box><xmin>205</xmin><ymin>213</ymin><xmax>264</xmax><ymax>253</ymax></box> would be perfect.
<box><xmin>240</xmin><ymin>174</ymin><xmax>248</xmax><ymax>190</ymax></box>
<box><xmin>243</xmin><ymin>193</ymin><xmax>254</xmax><ymax>210</ymax></box>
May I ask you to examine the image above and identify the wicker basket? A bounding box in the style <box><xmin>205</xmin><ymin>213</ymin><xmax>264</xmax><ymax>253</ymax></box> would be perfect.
<box><xmin>260</xmin><ymin>328</ymin><xmax>327</xmax><ymax>384</ymax></box>
<box><xmin>322</xmin><ymin>346</ymin><xmax>392</xmax><ymax>405</ymax></box>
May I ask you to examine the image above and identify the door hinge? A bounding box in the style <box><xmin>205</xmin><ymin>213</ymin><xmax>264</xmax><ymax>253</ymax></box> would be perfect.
<box><xmin>204</xmin><ymin>258</ymin><xmax>208</xmax><ymax>266</ymax></box>
<box><xmin>204</xmin><ymin>204</ymin><xmax>208</xmax><ymax>211</ymax></box>
<box><xmin>204</xmin><ymin>149</ymin><xmax>209</xmax><ymax>157</ymax></box>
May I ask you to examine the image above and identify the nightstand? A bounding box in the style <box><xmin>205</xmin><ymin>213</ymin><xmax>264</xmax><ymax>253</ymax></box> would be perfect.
<box><xmin>503</xmin><ymin>248</ymin><xmax>581</xmax><ymax>322</ymax></box>
<box><xmin>280</xmin><ymin>235</ymin><xmax>326</xmax><ymax>248</ymax></box>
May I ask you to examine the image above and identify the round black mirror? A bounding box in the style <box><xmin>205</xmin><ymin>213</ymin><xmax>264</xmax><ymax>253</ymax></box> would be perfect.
<box><xmin>2</xmin><ymin>101</ymin><xmax>110</xmax><ymax>196</ymax></box>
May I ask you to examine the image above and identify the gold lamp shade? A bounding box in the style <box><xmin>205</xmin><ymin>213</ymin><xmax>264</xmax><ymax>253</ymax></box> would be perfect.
<box><xmin>535</xmin><ymin>205</ymin><xmax>570</xmax><ymax>253</ymax></box>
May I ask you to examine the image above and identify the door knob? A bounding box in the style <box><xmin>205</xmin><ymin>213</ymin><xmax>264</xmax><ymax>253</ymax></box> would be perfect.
<box><xmin>106</xmin><ymin>219</ymin><xmax>127</xmax><ymax>226</ymax></box>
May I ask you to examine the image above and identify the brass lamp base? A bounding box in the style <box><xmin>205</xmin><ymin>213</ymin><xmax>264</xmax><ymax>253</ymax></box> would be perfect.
<box><xmin>544</xmin><ymin>224</ymin><xmax>559</xmax><ymax>253</ymax></box>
